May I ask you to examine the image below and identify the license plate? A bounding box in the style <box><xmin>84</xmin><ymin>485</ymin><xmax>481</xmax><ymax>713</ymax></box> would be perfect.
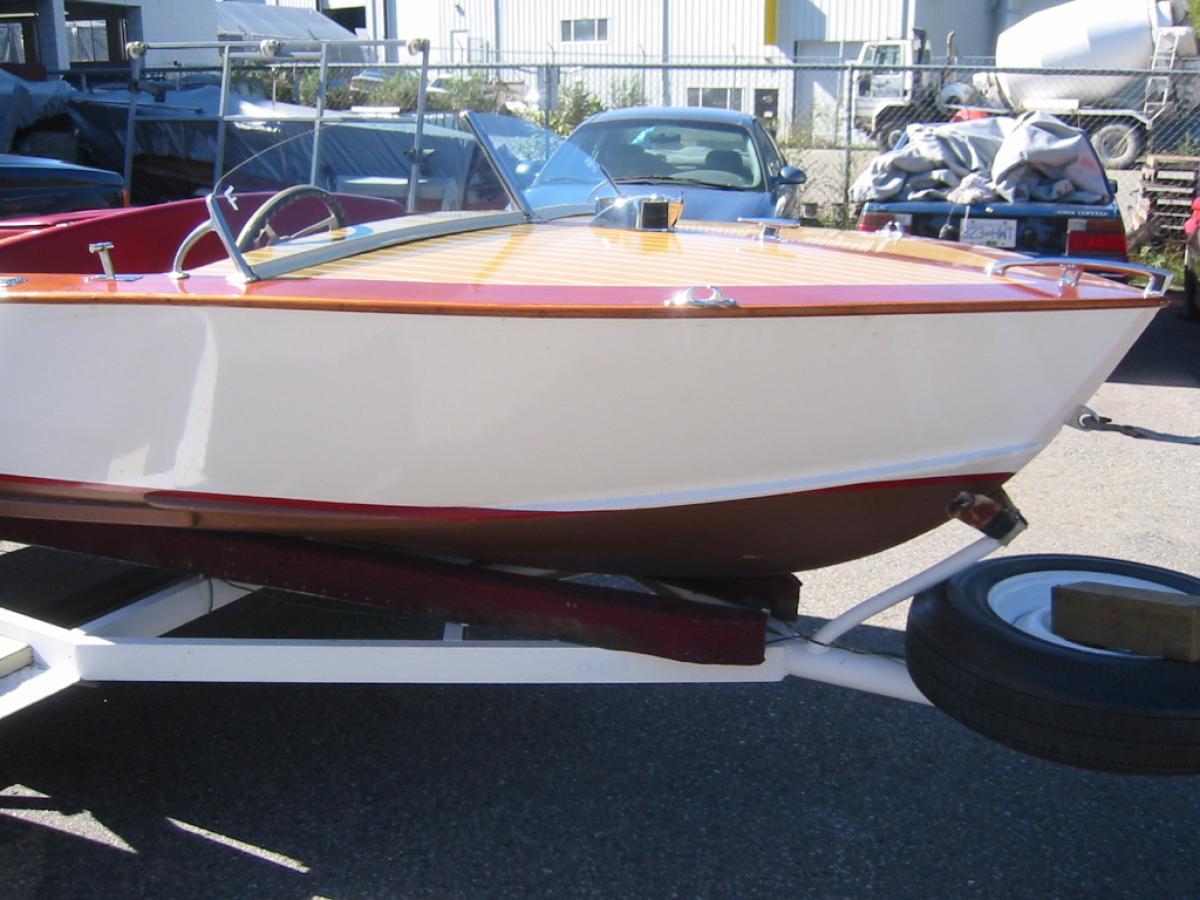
<box><xmin>959</xmin><ymin>218</ymin><xmax>1017</xmax><ymax>248</ymax></box>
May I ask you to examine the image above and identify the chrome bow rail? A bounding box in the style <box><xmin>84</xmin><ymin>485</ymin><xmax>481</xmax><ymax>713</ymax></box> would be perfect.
<box><xmin>985</xmin><ymin>257</ymin><xmax>1173</xmax><ymax>298</ymax></box>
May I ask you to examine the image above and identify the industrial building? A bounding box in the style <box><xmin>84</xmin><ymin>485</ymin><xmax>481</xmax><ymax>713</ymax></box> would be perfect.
<box><xmin>0</xmin><ymin>0</ymin><xmax>1067</xmax><ymax>132</ymax></box>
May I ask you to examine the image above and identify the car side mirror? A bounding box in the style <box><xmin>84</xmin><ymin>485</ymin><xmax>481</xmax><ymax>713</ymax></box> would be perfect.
<box><xmin>514</xmin><ymin>160</ymin><xmax>540</xmax><ymax>187</ymax></box>
<box><xmin>777</xmin><ymin>166</ymin><xmax>807</xmax><ymax>186</ymax></box>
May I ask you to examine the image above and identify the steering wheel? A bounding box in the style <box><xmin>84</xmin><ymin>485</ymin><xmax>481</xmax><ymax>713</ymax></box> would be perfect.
<box><xmin>235</xmin><ymin>185</ymin><xmax>348</xmax><ymax>252</ymax></box>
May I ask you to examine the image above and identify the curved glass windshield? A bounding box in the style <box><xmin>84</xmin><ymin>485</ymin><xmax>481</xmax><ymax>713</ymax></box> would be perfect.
<box><xmin>468</xmin><ymin>111</ymin><xmax>617</xmax><ymax>213</ymax></box>
<box><xmin>198</xmin><ymin>112</ymin><xmax>615</xmax><ymax>281</ymax></box>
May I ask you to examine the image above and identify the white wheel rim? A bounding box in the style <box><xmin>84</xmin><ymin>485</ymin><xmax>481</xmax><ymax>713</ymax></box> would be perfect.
<box><xmin>987</xmin><ymin>570</ymin><xmax>1184</xmax><ymax>658</ymax></box>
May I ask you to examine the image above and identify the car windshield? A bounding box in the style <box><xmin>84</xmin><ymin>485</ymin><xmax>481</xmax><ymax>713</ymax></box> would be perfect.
<box><xmin>540</xmin><ymin>118</ymin><xmax>764</xmax><ymax>191</ymax></box>
<box><xmin>197</xmin><ymin>111</ymin><xmax>616</xmax><ymax>282</ymax></box>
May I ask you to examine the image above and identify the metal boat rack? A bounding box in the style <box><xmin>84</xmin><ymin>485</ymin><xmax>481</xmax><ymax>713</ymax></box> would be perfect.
<box><xmin>0</xmin><ymin>497</ymin><xmax>1022</xmax><ymax>723</ymax></box>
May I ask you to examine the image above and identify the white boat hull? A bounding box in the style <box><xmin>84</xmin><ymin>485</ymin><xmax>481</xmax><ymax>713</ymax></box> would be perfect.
<box><xmin>0</xmin><ymin>300</ymin><xmax>1155</xmax><ymax>574</ymax></box>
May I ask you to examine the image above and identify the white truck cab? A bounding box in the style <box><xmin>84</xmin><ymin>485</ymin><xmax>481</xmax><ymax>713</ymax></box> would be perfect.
<box><xmin>853</xmin><ymin>30</ymin><xmax>936</xmax><ymax>149</ymax></box>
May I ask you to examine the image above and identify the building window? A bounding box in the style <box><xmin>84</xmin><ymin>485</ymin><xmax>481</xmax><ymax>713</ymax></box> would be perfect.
<box><xmin>68</xmin><ymin>20</ymin><xmax>110</xmax><ymax>62</ymax></box>
<box><xmin>686</xmin><ymin>87</ymin><xmax>743</xmax><ymax>112</ymax></box>
<box><xmin>561</xmin><ymin>18</ymin><xmax>608</xmax><ymax>42</ymax></box>
<box><xmin>65</xmin><ymin>2</ymin><xmax>128</xmax><ymax>66</ymax></box>
<box><xmin>0</xmin><ymin>23</ymin><xmax>26</xmax><ymax>64</ymax></box>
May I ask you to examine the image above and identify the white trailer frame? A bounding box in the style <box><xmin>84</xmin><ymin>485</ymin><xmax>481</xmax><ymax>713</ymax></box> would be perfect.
<box><xmin>0</xmin><ymin>534</ymin><xmax>1013</xmax><ymax>721</ymax></box>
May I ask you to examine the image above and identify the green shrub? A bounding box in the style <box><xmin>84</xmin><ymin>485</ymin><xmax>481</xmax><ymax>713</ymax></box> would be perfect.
<box><xmin>548</xmin><ymin>80</ymin><xmax>603</xmax><ymax>134</ymax></box>
<box><xmin>361</xmin><ymin>70</ymin><xmax>423</xmax><ymax>110</ymax></box>
<box><xmin>608</xmin><ymin>76</ymin><xmax>647</xmax><ymax>109</ymax></box>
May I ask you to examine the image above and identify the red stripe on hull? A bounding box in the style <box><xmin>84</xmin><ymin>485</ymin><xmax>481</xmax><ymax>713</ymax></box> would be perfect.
<box><xmin>6</xmin><ymin>273</ymin><xmax>1160</xmax><ymax>317</ymax></box>
<box><xmin>0</xmin><ymin>472</ymin><xmax>1011</xmax><ymax>576</ymax></box>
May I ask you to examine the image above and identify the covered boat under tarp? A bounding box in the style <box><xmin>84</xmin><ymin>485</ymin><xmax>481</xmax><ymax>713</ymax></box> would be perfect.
<box><xmin>851</xmin><ymin>112</ymin><xmax>1112</xmax><ymax>206</ymax></box>
<box><xmin>69</xmin><ymin>85</ymin><xmax>473</xmax><ymax>198</ymax></box>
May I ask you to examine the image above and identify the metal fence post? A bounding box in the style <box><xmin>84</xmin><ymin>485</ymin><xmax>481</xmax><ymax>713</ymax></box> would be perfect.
<box><xmin>661</xmin><ymin>0</ymin><xmax>671</xmax><ymax>105</ymax></box>
<box><xmin>842</xmin><ymin>63</ymin><xmax>856</xmax><ymax>228</ymax></box>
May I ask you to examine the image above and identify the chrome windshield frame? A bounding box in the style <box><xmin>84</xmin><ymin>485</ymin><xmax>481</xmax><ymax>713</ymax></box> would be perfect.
<box><xmin>146</xmin><ymin>38</ymin><xmax>616</xmax><ymax>283</ymax></box>
<box><xmin>193</xmin><ymin>112</ymin><xmax>607</xmax><ymax>283</ymax></box>
<box><xmin>459</xmin><ymin>110</ymin><xmax>536</xmax><ymax>221</ymax></box>
<box><xmin>195</xmin><ymin>113</ymin><xmax>534</xmax><ymax>283</ymax></box>
<box><xmin>204</xmin><ymin>189</ymin><xmax>257</xmax><ymax>283</ymax></box>
<box><xmin>460</xmin><ymin>109</ymin><xmax>617</xmax><ymax>223</ymax></box>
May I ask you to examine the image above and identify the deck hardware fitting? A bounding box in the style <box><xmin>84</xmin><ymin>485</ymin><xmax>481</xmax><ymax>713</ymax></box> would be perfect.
<box><xmin>666</xmin><ymin>285</ymin><xmax>738</xmax><ymax>309</ymax></box>
<box><xmin>86</xmin><ymin>242</ymin><xmax>143</xmax><ymax>283</ymax></box>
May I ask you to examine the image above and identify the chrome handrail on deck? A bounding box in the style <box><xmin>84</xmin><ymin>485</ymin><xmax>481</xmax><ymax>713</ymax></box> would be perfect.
<box><xmin>985</xmin><ymin>257</ymin><xmax>1173</xmax><ymax>298</ymax></box>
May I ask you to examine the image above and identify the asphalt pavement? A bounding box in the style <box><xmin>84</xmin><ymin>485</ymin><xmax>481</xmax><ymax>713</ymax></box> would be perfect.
<box><xmin>1</xmin><ymin>297</ymin><xmax>1198</xmax><ymax>898</ymax></box>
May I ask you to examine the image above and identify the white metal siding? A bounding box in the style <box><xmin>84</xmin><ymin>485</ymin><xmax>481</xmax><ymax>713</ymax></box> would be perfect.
<box><xmin>791</xmin><ymin>0</ymin><xmax>906</xmax><ymax>42</ymax></box>
<box><xmin>130</xmin><ymin>0</ymin><xmax>220</xmax><ymax>65</ymax></box>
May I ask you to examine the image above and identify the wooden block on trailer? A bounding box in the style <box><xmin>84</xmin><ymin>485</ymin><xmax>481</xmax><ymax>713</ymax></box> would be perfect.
<box><xmin>1052</xmin><ymin>581</ymin><xmax>1200</xmax><ymax>662</ymax></box>
<box><xmin>0</xmin><ymin>636</ymin><xmax>33</xmax><ymax>678</ymax></box>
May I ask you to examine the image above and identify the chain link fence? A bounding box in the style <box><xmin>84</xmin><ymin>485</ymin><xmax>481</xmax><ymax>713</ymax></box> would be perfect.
<box><xmin>512</xmin><ymin>58</ymin><xmax>1200</xmax><ymax>240</ymax></box>
<box><xmin>78</xmin><ymin>53</ymin><xmax>1200</xmax><ymax>244</ymax></box>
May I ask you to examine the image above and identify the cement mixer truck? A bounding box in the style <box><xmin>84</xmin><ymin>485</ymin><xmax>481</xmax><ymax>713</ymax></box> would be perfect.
<box><xmin>853</xmin><ymin>0</ymin><xmax>1200</xmax><ymax>169</ymax></box>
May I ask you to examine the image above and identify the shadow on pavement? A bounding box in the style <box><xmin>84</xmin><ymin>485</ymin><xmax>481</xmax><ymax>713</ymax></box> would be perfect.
<box><xmin>1109</xmin><ymin>293</ymin><xmax>1200</xmax><ymax>388</ymax></box>
<box><xmin>0</xmin><ymin>568</ymin><xmax>1197</xmax><ymax>898</ymax></box>
<box><xmin>1</xmin><ymin>665</ymin><xmax>1198</xmax><ymax>899</ymax></box>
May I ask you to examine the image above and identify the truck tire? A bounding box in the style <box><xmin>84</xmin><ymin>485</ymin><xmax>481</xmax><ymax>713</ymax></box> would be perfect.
<box><xmin>1089</xmin><ymin>121</ymin><xmax>1143</xmax><ymax>171</ymax></box>
<box><xmin>906</xmin><ymin>554</ymin><xmax>1200</xmax><ymax>775</ymax></box>
<box><xmin>874</xmin><ymin>116</ymin><xmax>909</xmax><ymax>151</ymax></box>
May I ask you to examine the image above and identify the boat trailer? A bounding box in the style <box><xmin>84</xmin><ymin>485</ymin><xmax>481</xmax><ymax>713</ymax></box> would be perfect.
<box><xmin>0</xmin><ymin>495</ymin><xmax>1022</xmax><ymax>722</ymax></box>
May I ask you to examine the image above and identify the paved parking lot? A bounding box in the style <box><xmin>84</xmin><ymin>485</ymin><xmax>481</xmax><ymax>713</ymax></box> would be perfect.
<box><xmin>0</xmin><ymin>298</ymin><xmax>1197</xmax><ymax>898</ymax></box>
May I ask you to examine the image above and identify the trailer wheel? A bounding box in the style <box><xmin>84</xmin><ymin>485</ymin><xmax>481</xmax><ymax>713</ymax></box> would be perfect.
<box><xmin>1089</xmin><ymin>121</ymin><xmax>1143</xmax><ymax>171</ymax></box>
<box><xmin>906</xmin><ymin>554</ymin><xmax>1200</xmax><ymax>775</ymax></box>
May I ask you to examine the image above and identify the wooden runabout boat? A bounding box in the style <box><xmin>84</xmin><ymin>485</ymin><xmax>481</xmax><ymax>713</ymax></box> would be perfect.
<box><xmin>0</xmin><ymin>112</ymin><xmax>1168</xmax><ymax>579</ymax></box>
<box><xmin>4</xmin><ymin>43</ymin><xmax>1198</xmax><ymax>778</ymax></box>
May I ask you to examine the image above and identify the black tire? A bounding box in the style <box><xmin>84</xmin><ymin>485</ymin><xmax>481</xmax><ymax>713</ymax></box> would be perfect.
<box><xmin>1088</xmin><ymin>121</ymin><xmax>1144</xmax><ymax>171</ymax></box>
<box><xmin>1184</xmin><ymin>253</ymin><xmax>1199</xmax><ymax>321</ymax></box>
<box><xmin>874</xmin><ymin>117</ymin><xmax>908</xmax><ymax>152</ymax></box>
<box><xmin>906</xmin><ymin>554</ymin><xmax>1200</xmax><ymax>775</ymax></box>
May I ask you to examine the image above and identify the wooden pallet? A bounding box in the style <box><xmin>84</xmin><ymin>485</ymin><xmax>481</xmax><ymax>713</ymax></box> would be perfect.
<box><xmin>1140</xmin><ymin>154</ymin><xmax>1200</xmax><ymax>239</ymax></box>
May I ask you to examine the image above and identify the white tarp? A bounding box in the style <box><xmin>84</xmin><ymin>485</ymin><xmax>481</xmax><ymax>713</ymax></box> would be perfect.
<box><xmin>851</xmin><ymin>112</ymin><xmax>1112</xmax><ymax>206</ymax></box>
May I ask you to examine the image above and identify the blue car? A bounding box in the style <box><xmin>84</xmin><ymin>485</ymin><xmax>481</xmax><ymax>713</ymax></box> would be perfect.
<box><xmin>524</xmin><ymin>107</ymin><xmax>807</xmax><ymax>220</ymax></box>
<box><xmin>0</xmin><ymin>153</ymin><xmax>125</xmax><ymax>219</ymax></box>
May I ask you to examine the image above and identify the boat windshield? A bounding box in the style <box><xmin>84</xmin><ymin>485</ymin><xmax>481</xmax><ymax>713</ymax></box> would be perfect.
<box><xmin>196</xmin><ymin>111</ymin><xmax>616</xmax><ymax>282</ymax></box>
